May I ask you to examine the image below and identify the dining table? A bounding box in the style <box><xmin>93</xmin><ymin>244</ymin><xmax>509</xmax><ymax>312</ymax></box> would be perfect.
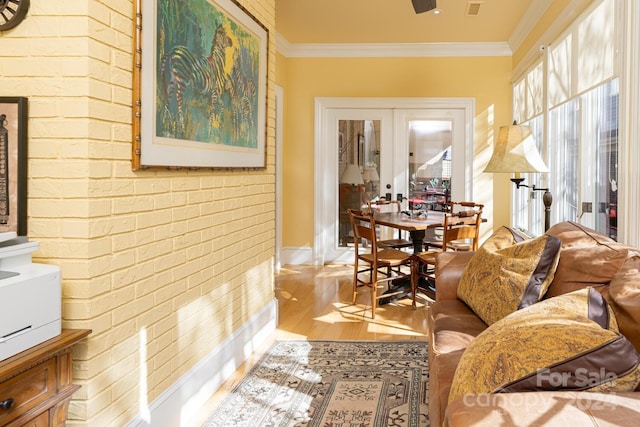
<box><xmin>371</xmin><ymin>210</ymin><xmax>485</xmax><ymax>303</ymax></box>
<box><xmin>372</xmin><ymin>210</ymin><xmax>447</xmax><ymax>254</ymax></box>
<box><xmin>370</xmin><ymin>210</ymin><xmax>446</xmax><ymax>303</ymax></box>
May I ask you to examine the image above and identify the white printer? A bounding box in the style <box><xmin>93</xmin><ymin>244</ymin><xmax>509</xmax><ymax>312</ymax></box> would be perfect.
<box><xmin>0</xmin><ymin>232</ymin><xmax>61</xmax><ymax>361</ymax></box>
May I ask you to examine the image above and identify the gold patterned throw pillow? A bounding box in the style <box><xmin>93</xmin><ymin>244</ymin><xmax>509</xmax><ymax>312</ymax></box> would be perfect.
<box><xmin>457</xmin><ymin>227</ymin><xmax>561</xmax><ymax>325</ymax></box>
<box><xmin>448</xmin><ymin>288</ymin><xmax>640</xmax><ymax>403</ymax></box>
<box><xmin>480</xmin><ymin>226</ymin><xmax>531</xmax><ymax>251</ymax></box>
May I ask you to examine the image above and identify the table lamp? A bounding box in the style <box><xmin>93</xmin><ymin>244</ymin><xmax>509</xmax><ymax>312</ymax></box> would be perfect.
<box><xmin>340</xmin><ymin>164</ymin><xmax>364</xmax><ymax>185</ymax></box>
<box><xmin>484</xmin><ymin>123</ymin><xmax>553</xmax><ymax>231</ymax></box>
<box><xmin>361</xmin><ymin>167</ymin><xmax>379</xmax><ymax>184</ymax></box>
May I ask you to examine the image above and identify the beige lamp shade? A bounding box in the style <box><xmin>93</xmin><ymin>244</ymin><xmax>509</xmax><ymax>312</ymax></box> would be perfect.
<box><xmin>484</xmin><ymin>124</ymin><xmax>549</xmax><ymax>174</ymax></box>
<box><xmin>362</xmin><ymin>167</ymin><xmax>380</xmax><ymax>182</ymax></box>
<box><xmin>340</xmin><ymin>164</ymin><xmax>364</xmax><ymax>185</ymax></box>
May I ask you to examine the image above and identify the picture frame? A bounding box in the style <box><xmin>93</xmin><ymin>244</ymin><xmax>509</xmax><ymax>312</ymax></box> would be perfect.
<box><xmin>132</xmin><ymin>0</ymin><xmax>268</xmax><ymax>170</ymax></box>
<box><xmin>0</xmin><ymin>97</ymin><xmax>28</xmax><ymax>236</ymax></box>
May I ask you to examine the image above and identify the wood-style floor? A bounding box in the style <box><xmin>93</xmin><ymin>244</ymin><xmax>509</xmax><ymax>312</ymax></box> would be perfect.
<box><xmin>190</xmin><ymin>264</ymin><xmax>431</xmax><ymax>426</ymax></box>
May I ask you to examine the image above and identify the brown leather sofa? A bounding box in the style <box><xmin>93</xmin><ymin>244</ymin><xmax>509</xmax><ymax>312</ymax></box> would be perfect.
<box><xmin>428</xmin><ymin>221</ymin><xmax>640</xmax><ymax>426</ymax></box>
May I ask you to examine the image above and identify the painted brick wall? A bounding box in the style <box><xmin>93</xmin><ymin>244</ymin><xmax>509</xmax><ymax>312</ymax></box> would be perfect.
<box><xmin>0</xmin><ymin>0</ymin><xmax>276</xmax><ymax>425</ymax></box>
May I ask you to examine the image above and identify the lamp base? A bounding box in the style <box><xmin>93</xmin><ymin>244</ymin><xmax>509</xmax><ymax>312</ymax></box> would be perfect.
<box><xmin>541</xmin><ymin>188</ymin><xmax>553</xmax><ymax>232</ymax></box>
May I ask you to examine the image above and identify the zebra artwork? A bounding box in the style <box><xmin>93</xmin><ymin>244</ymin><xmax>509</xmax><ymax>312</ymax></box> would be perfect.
<box><xmin>160</xmin><ymin>24</ymin><xmax>233</xmax><ymax>140</ymax></box>
<box><xmin>227</xmin><ymin>57</ymin><xmax>258</xmax><ymax>140</ymax></box>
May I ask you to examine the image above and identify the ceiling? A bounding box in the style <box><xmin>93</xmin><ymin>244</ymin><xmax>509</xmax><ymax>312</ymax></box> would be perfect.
<box><xmin>275</xmin><ymin>0</ymin><xmax>536</xmax><ymax>46</ymax></box>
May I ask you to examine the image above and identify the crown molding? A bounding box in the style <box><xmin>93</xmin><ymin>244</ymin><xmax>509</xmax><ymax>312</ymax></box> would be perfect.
<box><xmin>508</xmin><ymin>0</ymin><xmax>553</xmax><ymax>54</ymax></box>
<box><xmin>276</xmin><ymin>33</ymin><xmax>512</xmax><ymax>58</ymax></box>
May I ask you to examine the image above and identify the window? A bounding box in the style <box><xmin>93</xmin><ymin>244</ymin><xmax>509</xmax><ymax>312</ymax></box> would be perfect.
<box><xmin>512</xmin><ymin>0</ymin><xmax>618</xmax><ymax>239</ymax></box>
<box><xmin>545</xmin><ymin>80</ymin><xmax>618</xmax><ymax>239</ymax></box>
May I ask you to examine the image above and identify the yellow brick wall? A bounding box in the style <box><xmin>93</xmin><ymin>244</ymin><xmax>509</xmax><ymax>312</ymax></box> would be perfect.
<box><xmin>0</xmin><ymin>0</ymin><xmax>275</xmax><ymax>425</ymax></box>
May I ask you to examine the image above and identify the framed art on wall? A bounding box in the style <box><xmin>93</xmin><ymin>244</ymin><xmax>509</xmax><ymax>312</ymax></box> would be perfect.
<box><xmin>0</xmin><ymin>97</ymin><xmax>28</xmax><ymax>236</ymax></box>
<box><xmin>132</xmin><ymin>0</ymin><xmax>268</xmax><ymax>170</ymax></box>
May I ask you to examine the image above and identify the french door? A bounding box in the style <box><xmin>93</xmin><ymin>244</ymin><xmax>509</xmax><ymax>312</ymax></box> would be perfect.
<box><xmin>314</xmin><ymin>98</ymin><xmax>474</xmax><ymax>265</ymax></box>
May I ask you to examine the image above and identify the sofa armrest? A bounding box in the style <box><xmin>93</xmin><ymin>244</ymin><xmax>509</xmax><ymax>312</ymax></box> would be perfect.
<box><xmin>446</xmin><ymin>392</ymin><xmax>640</xmax><ymax>427</ymax></box>
<box><xmin>434</xmin><ymin>252</ymin><xmax>474</xmax><ymax>301</ymax></box>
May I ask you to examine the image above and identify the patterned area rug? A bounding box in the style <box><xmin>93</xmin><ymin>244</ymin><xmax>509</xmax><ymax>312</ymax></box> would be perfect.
<box><xmin>203</xmin><ymin>340</ymin><xmax>429</xmax><ymax>427</ymax></box>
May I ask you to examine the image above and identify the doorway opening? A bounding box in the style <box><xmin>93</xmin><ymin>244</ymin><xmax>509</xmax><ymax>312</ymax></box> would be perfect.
<box><xmin>315</xmin><ymin>97</ymin><xmax>475</xmax><ymax>265</ymax></box>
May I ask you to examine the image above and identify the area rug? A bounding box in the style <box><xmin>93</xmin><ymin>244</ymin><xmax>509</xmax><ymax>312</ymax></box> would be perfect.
<box><xmin>203</xmin><ymin>340</ymin><xmax>429</xmax><ymax>427</ymax></box>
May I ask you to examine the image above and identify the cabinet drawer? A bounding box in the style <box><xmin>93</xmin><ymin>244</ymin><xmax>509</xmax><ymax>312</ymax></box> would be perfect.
<box><xmin>0</xmin><ymin>359</ymin><xmax>56</xmax><ymax>426</ymax></box>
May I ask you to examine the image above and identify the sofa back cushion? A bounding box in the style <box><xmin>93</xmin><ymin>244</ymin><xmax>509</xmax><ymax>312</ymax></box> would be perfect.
<box><xmin>606</xmin><ymin>255</ymin><xmax>640</xmax><ymax>354</ymax></box>
<box><xmin>545</xmin><ymin>221</ymin><xmax>629</xmax><ymax>298</ymax></box>
<box><xmin>545</xmin><ymin>221</ymin><xmax>640</xmax><ymax>356</ymax></box>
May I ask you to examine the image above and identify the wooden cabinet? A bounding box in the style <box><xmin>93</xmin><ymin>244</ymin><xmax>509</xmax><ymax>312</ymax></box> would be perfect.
<box><xmin>0</xmin><ymin>329</ymin><xmax>91</xmax><ymax>427</ymax></box>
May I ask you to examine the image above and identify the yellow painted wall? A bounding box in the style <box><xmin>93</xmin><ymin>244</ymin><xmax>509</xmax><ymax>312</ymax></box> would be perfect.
<box><xmin>276</xmin><ymin>51</ymin><xmax>288</xmax><ymax>87</ymax></box>
<box><xmin>279</xmin><ymin>55</ymin><xmax>514</xmax><ymax>248</ymax></box>
<box><xmin>0</xmin><ymin>0</ymin><xmax>275</xmax><ymax>425</ymax></box>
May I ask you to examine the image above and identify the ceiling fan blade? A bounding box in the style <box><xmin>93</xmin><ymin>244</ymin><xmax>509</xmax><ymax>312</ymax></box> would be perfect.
<box><xmin>412</xmin><ymin>0</ymin><xmax>437</xmax><ymax>14</ymax></box>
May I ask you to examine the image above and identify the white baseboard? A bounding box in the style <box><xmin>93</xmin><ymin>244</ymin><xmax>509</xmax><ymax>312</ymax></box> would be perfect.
<box><xmin>282</xmin><ymin>246</ymin><xmax>314</xmax><ymax>265</ymax></box>
<box><xmin>125</xmin><ymin>299</ymin><xmax>278</xmax><ymax>427</ymax></box>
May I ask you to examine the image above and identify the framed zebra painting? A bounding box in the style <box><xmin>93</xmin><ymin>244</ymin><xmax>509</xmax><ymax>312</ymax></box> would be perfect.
<box><xmin>132</xmin><ymin>0</ymin><xmax>268</xmax><ymax>169</ymax></box>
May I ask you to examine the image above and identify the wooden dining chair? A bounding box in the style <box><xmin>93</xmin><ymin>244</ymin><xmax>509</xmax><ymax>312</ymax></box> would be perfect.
<box><xmin>367</xmin><ymin>200</ymin><xmax>413</xmax><ymax>250</ymax></box>
<box><xmin>414</xmin><ymin>206</ymin><xmax>483</xmax><ymax>299</ymax></box>
<box><xmin>348</xmin><ymin>209</ymin><xmax>416</xmax><ymax>318</ymax></box>
<box><xmin>424</xmin><ymin>201</ymin><xmax>484</xmax><ymax>251</ymax></box>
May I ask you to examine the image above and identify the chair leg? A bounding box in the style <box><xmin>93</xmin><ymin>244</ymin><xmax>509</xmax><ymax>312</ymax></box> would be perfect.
<box><xmin>370</xmin><ymin>269</ymin><xmax>377</xmax><ymax>319</ymax></box>
<box><xmin>352</xmin><ymin>260</ymin><xmax>358</xmax><ymax>305</ymax></box>
<box><xmin>410</xmin><ymin>259</ymin><xmax>417</xmax><ymax>310</ymax></box>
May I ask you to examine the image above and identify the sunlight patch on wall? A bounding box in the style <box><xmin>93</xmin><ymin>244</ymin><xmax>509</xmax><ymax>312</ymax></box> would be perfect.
<box><xmin>175</xmin><ymin>259</ymin><xmax>274</xmax><ymax>364</ymax></box>
<box><xmin>475</xmin><ymin>104</ymin><xmax>497</xmax><ymax>239</ymax></box>
<box><xmin>139</xmin><ymin>328</ymin><xmax>151</xmax><ymax>423</ymax></box>
<box><xmin>174</xmin><ymin>259</ymin><xmax>276</xmax><ymax>426</ymax></box>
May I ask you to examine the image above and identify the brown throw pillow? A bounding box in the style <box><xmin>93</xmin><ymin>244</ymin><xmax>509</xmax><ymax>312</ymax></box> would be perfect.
<box><xmin>457</xmin><ymin>227</ymin><xmax>561</xmax><ymax>325</ymax></box>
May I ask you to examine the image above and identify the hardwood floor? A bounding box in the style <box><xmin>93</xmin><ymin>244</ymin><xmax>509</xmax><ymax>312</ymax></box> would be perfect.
<box><xmin>190</xmin><ymin>263</ymin><xmax>432</xmax><ymax>426</ymax></box>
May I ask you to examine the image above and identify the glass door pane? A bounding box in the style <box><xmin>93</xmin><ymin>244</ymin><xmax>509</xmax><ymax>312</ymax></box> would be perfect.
<box><xmin>408</xmin><ymin>120</ymin><xmax>453</xmax><ymax>212</ymax></box>
<box><xmin>338</xmin><ymin>119</ymin><xmax>381</xmax><ymax>248</ymax></box>
<box><xmin>394</xmin><ymin>108</ymin><xmax>469</xmax><ymax>213</ymax></box>
<box><xmin>323</xmin><ymin>107</ymin><xmax>393</xmax><ymax>263</ymax></box>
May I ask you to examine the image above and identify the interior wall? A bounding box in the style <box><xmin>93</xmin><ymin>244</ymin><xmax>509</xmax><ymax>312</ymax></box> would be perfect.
<box><xmin>279</xmin><ymin>55</ymin><xmax>514</xmax><ymax>251</ymax></box>
<box><xmin>0</xmin><ymin>0</ymin><xmax>276</xmax><ymax>425</ymax></box>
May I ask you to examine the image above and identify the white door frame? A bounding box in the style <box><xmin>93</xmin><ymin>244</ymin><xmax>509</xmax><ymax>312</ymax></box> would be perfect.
<box><xmin>314</xmin><ymin>97</ymin><xmax>475</xmax><ymax>266</ymax></box>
